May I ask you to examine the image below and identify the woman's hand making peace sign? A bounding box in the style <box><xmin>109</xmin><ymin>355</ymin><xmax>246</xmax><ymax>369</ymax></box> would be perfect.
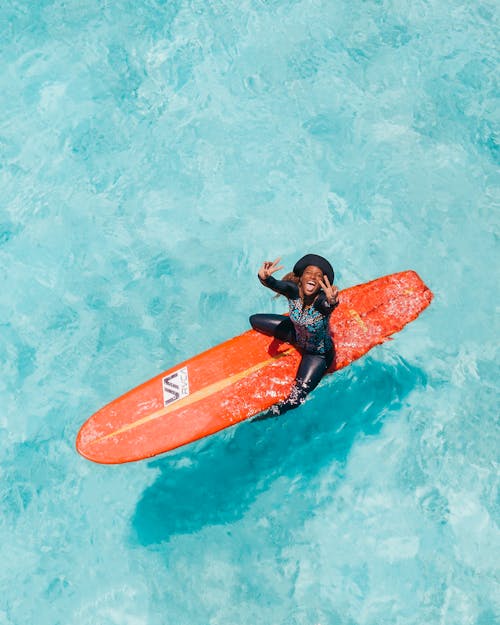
<box><xmin>318</xmin><ymin>274</ymin><xmax>339</xmax><ymax>307</ymax></box>
<box><xmin>258</xmin><ymin>257</ymin><xmax>283</xmax><ymax>281</ymax></box>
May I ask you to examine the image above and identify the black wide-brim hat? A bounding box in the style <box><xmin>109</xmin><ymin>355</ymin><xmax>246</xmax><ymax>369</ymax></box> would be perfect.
<box><xmin>293</xmin><ymin>254</ymin><xmax>334</xmax><ymax>283</ymax></box>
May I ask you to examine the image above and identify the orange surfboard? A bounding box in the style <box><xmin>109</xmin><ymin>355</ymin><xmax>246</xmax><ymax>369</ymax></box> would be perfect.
<box><xmin>76</xmin><ymin>271</ymin><xmax>432</xmax><ymax>464</ymax></box>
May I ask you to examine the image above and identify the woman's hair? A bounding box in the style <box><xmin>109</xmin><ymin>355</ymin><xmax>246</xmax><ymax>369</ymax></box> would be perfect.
<box><xmin>274</xmin><ymin>271</ymin><xmax>300</xmax><ymax>298</ymax></box>
<box><xmin>282</xmin><ymin>271</ymin><xmax>300</xmax><ymax>285</ymax></box>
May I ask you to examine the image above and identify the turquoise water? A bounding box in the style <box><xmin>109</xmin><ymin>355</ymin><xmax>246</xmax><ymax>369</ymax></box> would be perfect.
<box><xmin>1</xmin><ymin>0</ymin><xmax>498</xmax><ymax>623</ymax></box>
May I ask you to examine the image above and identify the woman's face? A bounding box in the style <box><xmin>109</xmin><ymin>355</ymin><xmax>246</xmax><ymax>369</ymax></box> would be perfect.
<box><xmin>300</xmin><ymin>265</ymin><xmax>324</xmax><ymax>297</ymax></box>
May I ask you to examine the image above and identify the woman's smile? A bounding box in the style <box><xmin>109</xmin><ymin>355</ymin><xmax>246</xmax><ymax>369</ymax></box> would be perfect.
<box><xmin>303</xmin><ymin>278</ymin><xmax>319</xmax><ymax>294</ymax></box>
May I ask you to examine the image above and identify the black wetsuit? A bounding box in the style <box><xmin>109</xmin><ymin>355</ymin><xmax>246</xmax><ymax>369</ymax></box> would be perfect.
<box><xmin>250</xmin><ymin>275</ymin><xmax>337</xmax><ymax>419</ymax></box>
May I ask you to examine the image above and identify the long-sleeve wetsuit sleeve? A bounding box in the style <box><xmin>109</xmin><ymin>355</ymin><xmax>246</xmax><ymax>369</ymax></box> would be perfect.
<box><xmin>258</xmin><ymin>275</ymin><xmax>299</xmax><ymax>299</ymax></box>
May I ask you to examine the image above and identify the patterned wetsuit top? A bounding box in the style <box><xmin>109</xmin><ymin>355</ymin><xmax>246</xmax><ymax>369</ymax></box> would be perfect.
<box><xmin>259</xmin><ymin>275</ymin><xmax>337</xmax><ymax>355</ymax></box>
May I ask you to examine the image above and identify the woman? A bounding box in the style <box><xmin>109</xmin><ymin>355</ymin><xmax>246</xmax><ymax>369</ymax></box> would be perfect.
<box><xmin>250</xmin><ymin>253</ymin><xmax>339</xmax><ymax>419</ymax></box>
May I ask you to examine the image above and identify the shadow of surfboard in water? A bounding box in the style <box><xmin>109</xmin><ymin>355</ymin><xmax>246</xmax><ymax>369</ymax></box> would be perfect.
<box><xmin>131</xmin><ymin>355</ymin><xmax>427</xmax><ymax>546</ymax></box>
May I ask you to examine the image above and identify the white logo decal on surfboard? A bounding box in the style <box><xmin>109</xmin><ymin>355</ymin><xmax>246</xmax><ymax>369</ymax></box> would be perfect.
<box><xmin>162</xmin><ymin>367</ymin><xmax>190</xmax><ymax>406</ymax></box>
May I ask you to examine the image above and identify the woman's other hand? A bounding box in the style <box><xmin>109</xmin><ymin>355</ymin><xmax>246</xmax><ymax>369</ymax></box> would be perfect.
<box><xmin>258</xmin><ymin>257</ymin><xmax>283</xmax><ymax>280</ymax></box>
<box><xmin>319</xmin><ymin>274</ymin><xmax>339</xmax><ymax>306</ymax></box>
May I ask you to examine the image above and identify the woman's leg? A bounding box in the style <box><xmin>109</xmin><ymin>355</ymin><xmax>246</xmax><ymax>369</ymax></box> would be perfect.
<box><xmin>254</xmin><ymin>350</ymin><xmax>334</xmax><ymax>420</ymax></box>
<box><xmin>249</xmin><ymin>314</ymin><xmax>296</xmax><ymax>343</ymax></box>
